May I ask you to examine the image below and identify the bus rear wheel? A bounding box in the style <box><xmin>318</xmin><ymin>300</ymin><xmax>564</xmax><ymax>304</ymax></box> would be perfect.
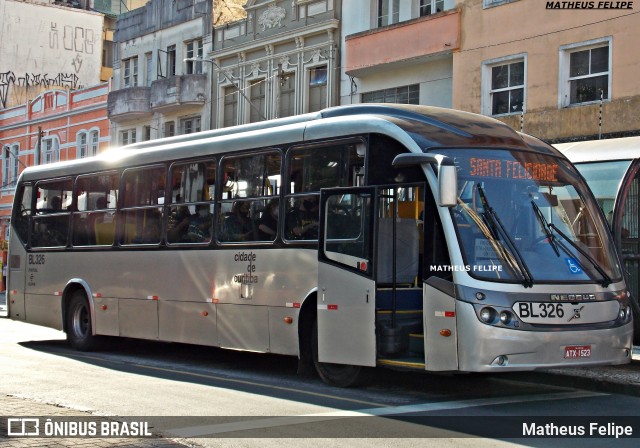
<box><xmin>312</xmin><ymin>319</ymin><xmax>363</xmax><ymax>387</ymax></box>
<box><xmin>66</xmin><ymin>291</ymin><xmax>98</xmax><ymax>351</ymax></box>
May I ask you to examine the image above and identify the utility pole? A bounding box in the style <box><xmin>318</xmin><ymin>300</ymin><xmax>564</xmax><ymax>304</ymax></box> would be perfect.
<box><xmin>35</xmin><ymin>126</ymin><xmax>43</xmax><ymax>165</ymax></box>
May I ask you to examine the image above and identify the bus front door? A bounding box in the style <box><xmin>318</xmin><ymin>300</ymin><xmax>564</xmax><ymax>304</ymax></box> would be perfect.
<box><xmin>317</xmin><ymin>188</ymin><xmax>376</xmax><ymax>367</ymax></box>
<box><xmin>618</xmin><ymin>164</ymin><xmax>640</xmax><ymax>342</ymax></box>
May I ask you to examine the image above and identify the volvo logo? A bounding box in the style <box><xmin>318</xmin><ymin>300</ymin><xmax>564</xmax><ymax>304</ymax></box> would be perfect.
<box><xmin>550</xmin><ymin>294</ymin><xmax>596</xmax><ymax>301</ymax></box>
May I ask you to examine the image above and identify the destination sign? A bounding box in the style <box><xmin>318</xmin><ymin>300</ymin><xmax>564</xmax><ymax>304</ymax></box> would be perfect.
<box><xmin>467</xmin><ymin>157</ymin><xmax>558</xmax><ymax>182</ymax></box>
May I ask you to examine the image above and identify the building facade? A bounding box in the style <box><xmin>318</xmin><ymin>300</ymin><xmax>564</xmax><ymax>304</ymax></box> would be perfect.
<box><xmin>340</xmin><ymin>0</ymin><xmax>458</xmax><ymax>108</ymax></box>
<box><xmin>453</xmin><ymin>0</ymin><xmax>640</xmax><ymax>141</ymax></box>
<box><xmin>0</xmin><ymin>0</ymin><xmax>111</xmax><ymax>109</ymax></box>
<box><xmin>108</xmin><ymin>0</ymin><xmax>213</xmax><ymax>144</ymax></box>
<box><xmin>0</xmin><ymin>83</ymin><xmax>110</xmax><ymax>288</ymax></box>
<box><xmin>211</xmin><ymin>0</ymin><xmax>341</xmax><ymax>127</ymax></box>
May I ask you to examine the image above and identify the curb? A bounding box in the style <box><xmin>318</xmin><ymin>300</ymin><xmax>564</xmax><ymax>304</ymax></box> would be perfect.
<box><xmin>503</xmin><ymin>359</ymin><xmax>640</xmax><ymax>397</ymax></box>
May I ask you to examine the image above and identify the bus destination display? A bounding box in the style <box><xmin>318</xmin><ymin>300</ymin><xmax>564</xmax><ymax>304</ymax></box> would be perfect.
<box><xmin>466</xmin><ymin>157</ymin><xmax>558</xmax><ymax>182</ymax></box>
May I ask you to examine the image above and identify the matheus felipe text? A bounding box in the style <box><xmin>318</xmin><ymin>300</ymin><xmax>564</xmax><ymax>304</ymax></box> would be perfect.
<box><xmin>546</xmin><ymin>1</ymin><xmax>634</xmax><ymax>8</ymax></box>
<box><xmin>523</xmin><ymin>422</ymin><xmax>632</xmax><ymax>438</ymax></box>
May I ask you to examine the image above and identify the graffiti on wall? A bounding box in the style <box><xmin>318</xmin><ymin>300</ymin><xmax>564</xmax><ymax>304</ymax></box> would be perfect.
<box><xmin>0</xmin><ymin>21</ymin><xmax>96</xmax><ymax>108</ymax></box>
<box><xmin>49</xmin><ymin>23</ymin><xmax>95</xmax><ymax>55</ymax></box>
<box><xmin>0</xmin><ymin>71</ymin><xmax>83</xmax><ymax>108</ymax></box>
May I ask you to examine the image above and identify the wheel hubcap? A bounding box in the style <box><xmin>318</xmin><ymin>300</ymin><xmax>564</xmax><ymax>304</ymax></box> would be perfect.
<box><xmin>72</xmin><ymin>304</ymin><xmax>89</xmax><ymax>337</ymax></box>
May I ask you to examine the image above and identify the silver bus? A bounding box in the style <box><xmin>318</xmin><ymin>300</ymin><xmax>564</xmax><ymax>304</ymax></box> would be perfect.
<box><xmin>556</xmin><ymin>136</ymin><xmax>640</xmax><ymax>343</ymax></box>
<box><xmin>7</xmin><ymin>104</ymin><xmax>633</xmax><ymax>387</ymax></box>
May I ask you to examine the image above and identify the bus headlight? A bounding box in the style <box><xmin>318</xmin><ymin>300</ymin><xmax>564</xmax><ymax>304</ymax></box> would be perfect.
<box><xmin>499</xmin><ymin>311</ymin><xmax>512</xmax><ymax>325</ymax></box>
<box><xmin>624</xmin><ymin>305</ymin><xmax>632</xmax><ymax>321</ymax></box>
<box><xmin>619</xmin><ymin>305</ymin><xmax>632</xmax><ymax>322</ymax></box>
<box><xmin>480</xmin><ymin>307</ymin><xmax>496</xmax><ymax>323</ymax></box>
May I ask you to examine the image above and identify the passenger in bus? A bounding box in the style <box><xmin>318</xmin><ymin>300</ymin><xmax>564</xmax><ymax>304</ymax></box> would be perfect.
<box><xmin>257</xmin><ymin>199</ymin><xmax>279</xmax><ymax>240</ymax></box>
<box><xmin>136</xmin><ymin>209</ymin><xmax>162</xmax><ymax>244</ymax></box>
<box><xmin>33</xmin><ymin>196</ymin><xmax>67</xmax><ymax>246</ymax></box>
<box><xmin>186</xmin><ymin>205</ymin><xmax>212</xmax><ymax>243</ymax></box>
<box><xmin>223</xmin><ymin>200</ymin><xmax>253</xmax><ymax>241</ymax></box>
<box><xmin>167</xmin><ymin>205</ymin><xmax>191</xmax><ymax>243</ymax></box>
<box><xmin>50</xmin><ymin>196</ymin><xmax>62</xmax><ymax>212</ymax></box>
<box><xmin>286</xmin><ymin>196</ymin><xmax>319</xmax><ymax>240</ymax></box>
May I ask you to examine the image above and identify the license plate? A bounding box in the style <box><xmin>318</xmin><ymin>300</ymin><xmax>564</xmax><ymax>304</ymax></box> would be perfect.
<box><xmin>564</xmin><ymin>345</ymin><xmax>591</xmax><ymax>359</ymax></box>
<box><xmin>513</xmin><ymin>302</ymin><xmax>568</xmax><ymax>324</ymax></box>
<box><xmin>512</xmin><ymin>301</ymin><xmax>617</xmax><ymax>325</ymax></box>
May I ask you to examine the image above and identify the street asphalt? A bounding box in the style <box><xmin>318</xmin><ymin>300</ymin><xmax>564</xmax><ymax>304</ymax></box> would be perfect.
<box><xmin>1</xmin><ymin>290</ymin><xmax>640</xmax><ymax>447</ymax></box>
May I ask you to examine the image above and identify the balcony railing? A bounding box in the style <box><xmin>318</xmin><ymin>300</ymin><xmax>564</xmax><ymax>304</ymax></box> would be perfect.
<box><xmin>150</xmin><ymin>74</ymin><xmax>207</xmax><ymax>111</ymax></box>
<box><xmin>345</xmin><ymin>9</ymin><xmax>460</xmax><ymax>76</ymax></box>
<box><xmin>107</xmin><ymin>86</ymin><xmax>151</xmax><ymax>121</ymax></box>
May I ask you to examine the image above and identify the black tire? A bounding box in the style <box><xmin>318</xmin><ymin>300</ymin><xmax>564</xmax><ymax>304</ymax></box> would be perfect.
<box><xmin>66</xmin><ymin>291</ymin><xmax>99</xmax><ymax>351</ymax></box>
<box><xmin>312</xmin><ymin>319</ymin><xmax>363</xmax><ymax>387</ymax></box>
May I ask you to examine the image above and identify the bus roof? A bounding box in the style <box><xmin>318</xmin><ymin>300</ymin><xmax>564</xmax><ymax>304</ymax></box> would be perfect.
<box><xmin>554</xmin><ymin>136</ymin><xmax>640</xmax><ymax>163</ymax></box>
<box><xmin>18</xmin><ymin>104</ymin><xmax>559</xmax><ymax>183</ymax></box>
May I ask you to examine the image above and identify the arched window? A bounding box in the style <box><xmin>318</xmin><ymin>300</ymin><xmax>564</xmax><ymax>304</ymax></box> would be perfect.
<box><xmin>77</xmin><ymin>130</ymin><xmax>99</xmax><ymax>159</ymax></box>
<box><xmin>41</xmin><ymin>137</ymin><xmax>60</xmax><ymax>164</ymax></box>
<box><xmin>89</xmin><ymin>130</ymin><xmax>99</xmax><ymax>157</ymax></box>
<box><xmin>2</xmin><ymin>146</ymin><xmax>10</xmax><ymax>187</ymax></box>
<box><xmin>2</xmin><ymin>143</ymin><xmax>20</xmax><ymax>188</ymax></box>
<box><xmin>77</xmin><ymin>132</ymin><xmax>88</xmax><ymax>159</ymax></box>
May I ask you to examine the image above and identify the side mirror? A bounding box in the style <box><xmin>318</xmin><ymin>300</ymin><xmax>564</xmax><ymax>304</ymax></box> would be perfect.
<box><xmin>392</xmin><ymin>153</ymin><xmax>458</xmax><ymax>208</ymax></box>
<box><xmin>437</xmin><ymin>164</ymin><xmax>458</xmax><ymax>207</ymax></box>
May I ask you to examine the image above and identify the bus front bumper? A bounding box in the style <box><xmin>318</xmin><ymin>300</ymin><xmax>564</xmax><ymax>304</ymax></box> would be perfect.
<box><xmin>456</xmin><ymin>302</ymin><xmax>634</xmax><ymax>372</ymax></box>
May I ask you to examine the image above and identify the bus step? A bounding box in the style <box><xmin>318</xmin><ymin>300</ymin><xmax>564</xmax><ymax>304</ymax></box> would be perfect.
<box><xmin>377</xmin><ymin>357</ymin><xmax>425</xmax><ymax>370</ymax></box>
<box><xmin>409</xmin><ymin>333</ymin><xmax>424</xmax><ymax>356</ymax></box>
<box><xmin>376</xmin><ymin>309</ymin><xmax>423</xmax><ymax>317</ymax></box>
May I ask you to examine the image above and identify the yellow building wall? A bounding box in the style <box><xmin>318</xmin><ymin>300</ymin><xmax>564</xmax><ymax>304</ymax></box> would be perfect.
<box><xmin>453</xmin><ymin>0</ymin><xmax>640</xmax><ymax>140</ymax></box>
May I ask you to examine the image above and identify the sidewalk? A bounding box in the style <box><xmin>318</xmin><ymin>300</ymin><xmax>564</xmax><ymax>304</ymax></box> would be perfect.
<box><xmin>0</xmin><ymin>297</ymin><xmax>190</xmax><ymax>447</ymax></box>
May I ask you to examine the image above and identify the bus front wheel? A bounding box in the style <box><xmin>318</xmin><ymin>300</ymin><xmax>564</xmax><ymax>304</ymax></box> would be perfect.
<box><xmin>312</xmin><ymin>319</ymin><xmax>363</xmax><ymax>387</ymax></box>
<box><xmin>66</xmin><ymin>291</ymin><xmax>98</xmax><ymax>351</ymax></box>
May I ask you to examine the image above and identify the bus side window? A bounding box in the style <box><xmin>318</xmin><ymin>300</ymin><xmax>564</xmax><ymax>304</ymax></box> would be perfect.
<box><xmin>121</xmin><ymin>166</ymin><xmax>165</xmax><ymax>245</ymax></box>
<box><xmin>73</xmin><ymin>173</ymin><xmax>118</xmax><ymax>246</ymax></box>
<box><xmin>218</xmin><ymin>151</ymin><xmax>281</xmax><ymax>243</ymax></box>
<box><xmin>287</xmin><ymin>141</ymin><xmax>363</xmax><ymax>194</ymax></box>
<box><xmin>32</xmin><ymin>179</ymin><xmax>73</xmax><ymax>248</ymax></box>
<box><xmin>166</xmin><ymin>160</ymin><xmax>215</xmax><ymax>245</ymax></box>
<box><xmin>284</xmin><ymin>140</ymin><xmax>362</xmax><ymax>242</ymax></box>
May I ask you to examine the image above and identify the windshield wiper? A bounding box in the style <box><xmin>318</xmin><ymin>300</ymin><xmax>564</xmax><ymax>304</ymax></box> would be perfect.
<box><xmin>530</xmin><ymin>200</ymin><xmax>561</xmax><ymax>257</ymax></box>
<box><xmin>477</xmin><ymin>185</ymin><xmax>534</xmax><ymax>288</ymax></box>
<box><xmin>547</xmin><ymin>223</ymin><xmax>612</xmax><ymax>287</ymax></box>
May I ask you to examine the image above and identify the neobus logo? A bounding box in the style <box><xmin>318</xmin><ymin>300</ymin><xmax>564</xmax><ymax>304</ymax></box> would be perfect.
<box><xmin>550</xmin><ymin>294</ymin><xmax>596</xmax><ymax>301</ymax></box>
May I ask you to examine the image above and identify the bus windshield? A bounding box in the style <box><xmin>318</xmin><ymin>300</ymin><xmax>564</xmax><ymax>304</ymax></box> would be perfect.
<box><xmin>437</xmin><ymin>148</ymin><xmax>623</xmax><ymax>285</ymax></box>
